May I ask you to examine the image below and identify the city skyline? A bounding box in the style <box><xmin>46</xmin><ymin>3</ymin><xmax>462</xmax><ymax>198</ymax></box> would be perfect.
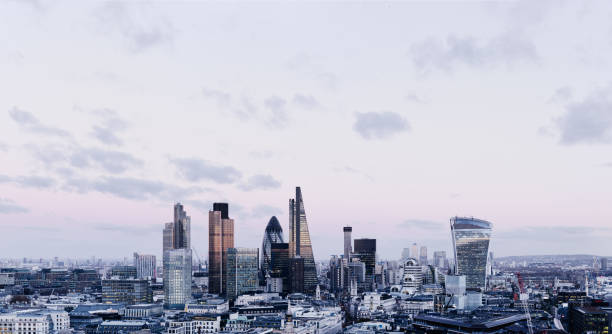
<box><xmin>3</xmin><ymin>1</ymin><xmax>612</xmax><ymax>259</ymax></box>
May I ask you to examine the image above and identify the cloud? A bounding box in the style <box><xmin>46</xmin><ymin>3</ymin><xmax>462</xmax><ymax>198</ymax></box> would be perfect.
<box><xmin>70</xmin><ymin>147</ymin><xmax>142</xmax><ymax>173</ymax></box>
<box><xmin>397</xmin><ymin>219</ymin><xmax>445</xmax><ymax>230</ymax></box>
<box><xmin>292</xmin><ymin>94</ymin><xmax>320</xmax><ymax>110</ymax></box>
<box><xmin>238</xmin><ymin>174</ymin><xmax>282</xmax><ymax>191</ymax></box>
<box><xmin>264</xmin><ymin>96</ymin><xmax>288</xmax><ymax>128</ymax></box>
<box><xmin>93</xmin><ymin>223</ymin><xmax>159</xmax><ymax>234</ymax></box>
<box><xmin>556</xmin><ymin>86</ymin><xmax>612</xmax><ymax>145</ymax></box>
<box><xmin>0</xmin><ymin>198</ymin><xmax>29</xmax><ymax>214</ymax></box>
<box><xmin>548</xmin><ymin>86</ymin><xmax>573</xmax><ymax>104</ymax></box>
<box><xmin>94</xmin><ymin>2</ymin><xmax>174</xmax><ymax>52</ymax></box>
<box><xmin>248</xmin><ymin>205</ymin><xmax>283</xmax><ymax>219</ymax></box>
<box><xmin>405</xmin><ymin>92</ymin><xmax>426</xmax><ymax>104</ymax></box>
<box><xmin>202</xmin><ymin>87</ymin><xmax>232</xmax><ymax>108</ymax></box>
<box><xmin>353</xmin><ymin>111</ymin><xmax>410</xmax><ymax>140</ymax></box>
<box><xmin>65</xmin><ymin>176</ymin><xmax>203</xmax><ymax>201</ymax></box>
<box><xmin>0</xmin><ymin>142</ymin><xmax>7</xmax><ymax>151</ymax></box>
<box><xmin>496</xmin><ymin>225</ymin><xmax>612</xmax><ymax>242</ymax></box>
<box><xmin>0</xmin><ymin>174</ymin><xmax>55</xmax><ymax>189</ymax></box>
<box><xmin>90</xmin><ymin>109</ymin><xmax>129</xmax><ymax>146</ymax></box>
<box><xmin>409</xmin><ymin>33</ymin><xmax>537</xmax><ymax>73</ymax></box>
<box><xmin>333</xmin><ymin>166</ymin><xmax>373</xmax><ymax>181</ymax></box>
<box><xmin>171</xmin><ymin>158</ymin><xmax>242</xmax><ymax>184</ymax></box>
<box><xmin>8</xmin><ymin>107</ymin><xmax>71</xmax><ymax>137</ymax></box>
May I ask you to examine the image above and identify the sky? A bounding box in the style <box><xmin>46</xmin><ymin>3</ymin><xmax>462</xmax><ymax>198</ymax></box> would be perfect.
<box><xmin>1</xmin><ymin>0</ymin><xmax>612</xmax><ymax>261</ymax></box>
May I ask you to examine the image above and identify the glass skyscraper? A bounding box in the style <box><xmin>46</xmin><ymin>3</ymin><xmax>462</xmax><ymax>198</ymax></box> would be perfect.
<box><xmin>354</xmin><ymin>238</ymin><xmax>376</xmax><ymax>291</ymax></box>
<box><xmin>208</xmin><ymin>203</ymin><xmax>234</xmax><ymax>296</ymax></box>
<box><xmin>226</xmin><ymin>248</ymin><xmax>259</xmax><ymax>301</ymax></box>
<box><xmin>450</xmin><ymin>216</ymin><xmax>492</xmax><ymax>292</ymax></box>
<box><xmin>163</xmin><ymin>248</ymin><xmax>192</xmax><ymax>308</ymax></box>
<box><xmin>288</xmin><ymin>187</ymin><xmax>317</xmax><ymax>293</ymax></box>
<box><xmin>163</xmin><ymin>203</ymin><xmax>192</xmax><ymax>309</ymax></box>
<box><xmin>260</xmin><ymin>216</ymin><xmax>284</xmax><ymax>279</ymax></box>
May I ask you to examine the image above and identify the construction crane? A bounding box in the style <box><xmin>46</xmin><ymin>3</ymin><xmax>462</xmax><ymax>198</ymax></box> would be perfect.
<box><xmin>515</xmin><ymin>272</ymin><xmax>534</xmax><ymax>334</ymax></box>
<box><xmin>192</xmin><ymin>248</ymin><xmax>204</xmax><ymax>270</ymax></box>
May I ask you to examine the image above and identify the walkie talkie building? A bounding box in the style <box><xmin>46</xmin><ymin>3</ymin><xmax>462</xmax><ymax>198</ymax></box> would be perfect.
<box><xmin>450</xmin><ymin>216</ymin><xmax>492</xmax><ymax>292</ymax></box>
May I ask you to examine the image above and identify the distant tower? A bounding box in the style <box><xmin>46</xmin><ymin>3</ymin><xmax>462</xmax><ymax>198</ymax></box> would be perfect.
<box><xmin>288</xmin><ymin>187</ymin><xmax>317</xmax><ymax>293</ymax></box>
<box><xmin>419</xmin><ymin>246</ymin><xmax>428</xmax><ymax>265</ymax></box>
<box><xmin>401</xmin><ymin>248</ymin><xmax>411</xmax><ymax>261</ymax></box>
<box><xmin>315</xmin><ymin>285</ymin><xmax>321</xmax><ymax>300</ymax></box>
<box><xmin>450</xmin><ymin>216</ymin><xmax>492</xmax><ymax>291</ymax></box>
<box><xmin>343</xmin><ymin>226</ymin><xmax>352</xmax><ymax>261</ymax></box>
<box><xmin>411</xmin><ymin>243</ymin><xmax>419</xmax><ymax>261</ymax></box>
<box><xmin>354</xmin><ymin>238</ymin><xmax>376</xmax><ymax>291</ymax></box>
<box><xmin>163</xmin><ymin>203</ymin><xmax>192</xmax><ymax>309</ymax></box>
<box><xmin>209</xmin><ymin>203</ymin><xmax>235</xmax><ymax>296</ymax></box>
<box><xmin>261</xmin><ymin>216</ymin><xmax>284</xmax><ymax>279</ymax></box>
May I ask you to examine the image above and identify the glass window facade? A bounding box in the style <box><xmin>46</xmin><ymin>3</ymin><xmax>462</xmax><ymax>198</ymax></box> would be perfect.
<box><xmin>450</xmin><ymin>217</ymin><xmax>492</xmax><ymax>292</ymax></box>
<box><xmin>226</xmin><ymin>248</ymin><xmax>259</xmax><ymax>301</ymax></box>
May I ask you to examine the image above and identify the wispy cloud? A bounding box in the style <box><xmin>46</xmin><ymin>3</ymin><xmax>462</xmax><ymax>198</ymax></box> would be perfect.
<box><xmin>89</xmin><ymin>108</ymin><xmax>129</xmax><ymax>146</ymax></box>
<box><xmin>170</xmin><ymin>157</ymin><xmax>242</xmax><ymax>184</ymax></box>
<box><xmin>8</xmin><ymin>107</ymin><xmax>71</xmax><ymax>137</ymax></box>
<box><xmin>238</xmin><ymin>174</ymin><xmax>282</xmax><ymax>191</ymax></box>
<box><xmin>555</xmin><ymin>85</ymin><xmax>612</xmax><ymax>145</ymax></box>
<box><xmin>397</xmin><ymin>219</ymin><xmax>445</xmax><ymax>230</ymax></box>
<box><xmin>0</xmin><ymin>198</ymin><xmax>29</xmax><ymax>214</ymax></box>
<box><xmin>353</xmin><ymin>111</ymin><xmax>410</xmax><ymax>140</ymax></box>
<box><xmin>0</xmin><ymin>174</ymin><xmax>56</xmax><ymax>189</ymax></box>
<box><xmin>409</xmin><ymin>33</ymin><xmax>538</xmax><ymax>73</ymax></box>
<box><xmin>94</xmin><ymin>2</ymin><xmax>174</xmax><ymax>53</ymax></box>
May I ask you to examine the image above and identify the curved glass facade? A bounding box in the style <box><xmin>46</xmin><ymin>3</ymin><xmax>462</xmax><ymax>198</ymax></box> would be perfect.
<box><xmin>450</xmin><ymin>216</ymin><xmax>492</xmax><ymax>292</ymax></box>
<box><xmin>261</xmin><ymin>216</ymin><xmax>284</xmax><ymax>278</ymax></box>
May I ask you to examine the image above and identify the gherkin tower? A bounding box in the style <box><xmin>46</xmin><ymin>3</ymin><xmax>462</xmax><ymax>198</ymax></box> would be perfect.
<box><xmin>261</xmin><ymin>216</ymin><xmax>284</xmax><ymax>278</ymax></box>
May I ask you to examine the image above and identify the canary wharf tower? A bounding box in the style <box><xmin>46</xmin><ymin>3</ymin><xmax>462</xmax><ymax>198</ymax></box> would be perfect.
<box><xmin>289</xmin><ymin>187</ymin><xmax>317</xmax><ymax>293</ymax></box>
<box><xmin>450</xmin><ymin>216</ymin><xmax>492</xmax><ymax>292</ymax></box>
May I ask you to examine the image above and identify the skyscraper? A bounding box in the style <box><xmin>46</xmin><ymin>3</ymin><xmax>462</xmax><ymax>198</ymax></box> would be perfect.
<box><xmin>343</xmin><ymin>226</ymin><xmax>352</xmax><ymax>261</ymax></box>
<box><xmin>208</xmin><ymin>203</ymin><xmax>235</xmax><ymax>296</ymax></box>
<box><xmin>163</xmin><ymin>248</ymin><xmax>192</xmax><ymax>308</ymax></box>
<box><xmin>288</xmin><ymin>187</ymin><xmax>317</xmax><ymax>293</ymax></box>
<box><xmin>419</xmin><ymin>246</ymin><xmax>428</xmax><ymax>265</ymax></box>
<box><xmin>450</xmin><ymin>216</ymin><xmax>492</xmax><ymax>292</ymax></box>
<box><xmin>133</xmin><ymin>253</ymin><xmax>156</xmax><ymax>279</ymax></box>
<box><xmin>433</xmin><ymin>251</ymin><xmax>446</xmax><ymax>268</ymax></box>
<box><xmin>261</xmin><ymin>216</ymin><xmax>284</xmax><ymax>279</ymax></box>
<box><xmin>401</xmin><ymin>248</ymin><xmax>411</xmax><ymax>261</ymax></box>
<box><xmin>270</xmin><ymin>243</ymin><xmax>290</xmax><ymax>293</ymax></box>
<box><xmin>354</xmin><ymin>238</ymin><xmax>376</xmax><ymax>291</ymax></box>
<box><xmin>163</xmin><ymin>203</ymin><xmax>191</xmax><ymax>251</ymax></box>
<box><xmin>411</xmin><ymin>243</ymin><xmax>419</xmax><ymax>262</ymax></box>
<box><xmin>163</xmin><ymin>203</ymin><xmax>192</xmax><ymax>309</ymax></box>
<box><xmin>226</xmin><ymin>248</ymin><xmax>259</xmax><ymax>301</ymax></box>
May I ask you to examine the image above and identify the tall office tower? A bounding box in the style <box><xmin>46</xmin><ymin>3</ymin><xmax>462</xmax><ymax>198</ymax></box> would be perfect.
<box><xmin>208</xmin><ymin>203</ymin><xmax>235</xmax><ymax>296</ymax></box>
<box><xmin>261</xmin><ymin>216</ymin><xmax>284</xmax><ymax>279</ymax></box>
<box><xmin>601</xmin><ymin>258</ymin><xmax>608</xmax><ymax>271</ymax></box>
<box><xmin>173</xmin><ymin>203</ymin><xmax>191</xmax><ymax>249</ymax></box>
<box><xmin>270</xmin><ymin>243</ymin><xmax>290</xmax><ymax>293</ymax></box>
<box><xmin>328</xmin><ymin>256</ymin><xmax>343</xmax><ymax>294</ymax></box>
<box><xmin>162</xmin><ymin>203</ymin><xmax>191</xmax><ymax>251</ymax></box>
<box><xmin>163</xmin><ymin>223</ymin><xmax>174</xmax><ymax>253</ymax></box>
<box><xmin>343</xmin><ymin>226</ymin><xmax>352</xmax><ymax>261</ymax></box>
<box><xmin>288</xmin><ymin>187</ymin><xmax>317</xmax><ymax>293</ymax></box>
<box><xmin>133</xmin><ymin>253</ymin><xmax>156</xmax><ymax>279</ymax></box>
<box><xmin>226</xmin><ymin>248</ymin><xmax>259</xmax><ymax>301</ymax></box>
<box><xmin>433</xmin><ymin>251</ymin><xmax>446</xmax><ymax>268</ymax></box>
<box><xmin>419</xmin><ymin>246</ymin><xmax>428</xmax><ymax>265</ymax></box>
<box><xmin>401</xmin><ymin>248</ymin><xmax>411</xmax><ymax>261</ymax></box>
<box><xmin>348</xmin><ymin>259</ymin><xmax>366</xmax><ymax>292</ymax></box>
<box><xmin>450</xmin><ymin>216</ymin><xmax>492</xmax><ymax>291</ymax></box>
<box><xmin>290</xmin><ymin>257</ymin><xmax>305</xmax><ymax>293</ymax></box>
<box><xmin>353</xmin><ymin>238</ymin><xmax>376</xmax><ymax>291</ymax></box>
<box><xmin>163</xmin><ymin>248</ymin><xmax>192</xmax><ymax>308</ymax></box>
<box><xmin>163</xmin><ymin>203</ymin><xmax>192</xmax><ymax>309</ymax></box>
<box><xmin>411</xmin><ymin>243</ymin><xmax>419</xmax><ymax>262</ymax></box>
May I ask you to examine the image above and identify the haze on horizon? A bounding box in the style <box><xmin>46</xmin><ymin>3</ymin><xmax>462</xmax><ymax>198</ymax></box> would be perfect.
<box><xmin>1</xmin><ymin>1</ymin><xmax>612</xmax><ymax>261</ymax></box>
